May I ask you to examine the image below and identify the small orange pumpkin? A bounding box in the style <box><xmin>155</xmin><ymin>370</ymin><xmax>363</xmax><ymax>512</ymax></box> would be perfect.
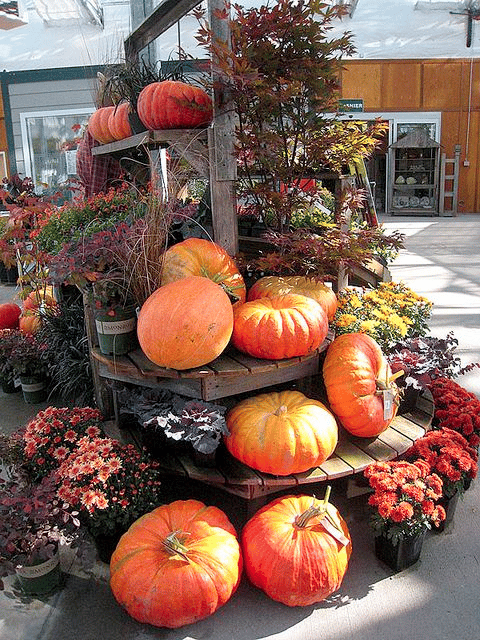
<box><xmin>248</xmin><ymin>275</ymin><xmax>338</xmax><ymax>321</ymax></box>
<box><xmin>87</xmin><ymin>106</ymin><xmax>116</xmax><ymax>144</ymax></box>
<box><xmin>161</xmin><ymin>238</ymin><xmax>246</xmax><ymax>305</ymax></box>
<box><xmin>107</xmin><ymin>102</ymin><xmax>133</xmax><ymax>141</ymax></box>
<box><xmin>232</xmin><ymin>294</ymin><xmax>328</xmax><ymax>359</ymax></box>
<box><xmin>225</xmin><ymin>390</ymin><xmax>338</xmax><ymax>475</ymax></box>
<box><xmin>19</xmin><ymin>312</ymin><xmax>41</xmax><ymax>335</ymax></box>
<box><xmin>0</xmin><ymin>302</ymin><xmax>21</xmax><ymax>329</ymax></box>
<box><xmin>137</xmin><ymin>275</ymin><xmax>234</xmax><ymax>370</ymax></box>
<box><xmin>322</xmin><ymin>332</ymin><xmax>400</xmax><ymax>437</ymax></box>
<box><xmin>110</xmin><ymin>499</ymin><xmax>242</xmax><ymax>628</ymax></box>
<box><xmin>241</xmin><ymin>491</ymin><xmax>352</xmax><ymax>606</ymax></box>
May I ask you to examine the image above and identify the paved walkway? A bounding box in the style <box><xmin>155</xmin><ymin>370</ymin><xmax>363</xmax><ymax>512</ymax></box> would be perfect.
<box><xmin>1</xmin><ymin>214</ymin><xmax>479</xmax><ymax>640</ymax></box>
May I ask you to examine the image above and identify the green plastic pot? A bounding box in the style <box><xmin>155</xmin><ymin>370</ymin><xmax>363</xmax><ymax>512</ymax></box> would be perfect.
<box><xmin>15</xmin><ymin>550</ymin><xmax>62</xmax><ymax>596</ymax></box>
<box><xmin>94</xmin><ymin>305</ymin><xmax>138</xmax><ymax>356</ymax></box>
<box><xmin>20</xmin><ymin>376</ymin><xmax>48</xmax><ymax>404</ymax></box>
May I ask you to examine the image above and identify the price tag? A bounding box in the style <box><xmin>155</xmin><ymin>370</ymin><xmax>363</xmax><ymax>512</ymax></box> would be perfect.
<box><xmin>383</xmin><ymin>389</ymin><xmax>394</xmax><ymax>420</ymax></box>
<box><xmin>319</xmin><ymin>516</ymin><xmax>350</xmax><ymax>547</ymax></box>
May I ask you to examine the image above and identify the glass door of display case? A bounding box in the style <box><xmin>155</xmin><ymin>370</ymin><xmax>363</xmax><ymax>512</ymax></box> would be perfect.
<box><xmin>388</xmin><ymin>129</ymin><xmax>440</xmax><ymax>216</ymax></box>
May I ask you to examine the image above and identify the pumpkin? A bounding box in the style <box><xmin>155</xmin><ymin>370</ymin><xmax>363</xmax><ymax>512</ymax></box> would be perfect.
<box><xmin>137</xmin><ymin>80</ymin><xmax>213</xmax><ymax>130</ymax></box>
<box><xmin>137</xmin><ymin>275</ymin><xmax>234</xmax><ymax>370</ymax></box>
<box><xmin>225</xmin><ymin>390</ymin><xmax>338</xmax><ymax>475</ymax></box>
<box><xmin>0</xmin><ymin>302</ymin><xmax>21</xmax><ymax>329</ymax></box>
<box><xmin>87</xmin><ymin>106</ymin><xmax>116</xmax><ymax>144</ymax></box>
<box><xmin>110</xmin><ymin>499</ymin><xmax>242</xmax><ymax>628</ymax></box>
<box><xmin>19</xmin><ymin>312</ymin><xmax>41</xmax><ymax>335</ymax></box>
<box><xmin>107</xmin><ymin>102</ymin><xmax>133</xmax><ymax>141</ymax></box>
<box><xmin>248</xmin><ymin>275</ymin><xmax>338</xmax><ymax>321</ymax></box>
<box><xmin>23</xmin><ymin>289</ymin><xmax>56</xmax><ymax>312</ymax></box>
<box><xmin>231</xmin><ymin>294</ymin><xmax>328</xmax><ymax>359</ymax></box>
<box><xmin>241</xmin><ymin>490</ymin><xmax>352</xmax><ymax>606</ymax></box>
<box><xmin>161</xmin><ymin>238</ymin><xmax>246</xmax><ymax>305</ymax></box>
<box><xmin>322</xmin><ymin>332</ymin><xmax>400</xmax><ymax>438</ymax></box>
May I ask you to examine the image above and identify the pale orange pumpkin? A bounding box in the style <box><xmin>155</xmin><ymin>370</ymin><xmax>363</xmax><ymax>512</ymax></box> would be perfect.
<box><xmin>107</xmin><ymin>102</ymin><xmax>133</xmax><ymax>141</ymax></box>
<box><xmin>137</xmin><ymin>275</ymin><xmax>234</xmax><ymax>370</ymax></box>
<box><xmin>322</xmin><ymin>332</ymin><xmax>400</xmax><ymax>437</ymax></box>
<box><xmin>161</xmin><ymin>238</ymin><xmax>246</xmax><ymax>305</ymax></box>
<box><xmin>225</xmin><ymin>390</ymin><xmax>338</xmax><ymax>475</ymax></box>
<box><xmin>87</xmin><ymin>106</ymin><xmax>116</xmax><ymax>144</ymax></box>
<box><xmin>248</xmin><ymin>275</ymin><xmax>338</xmax><ymax>320</ymax></box>
<box><xmin>232</xmin><ymin>294</ymin><xmax>328</xmax><ymax>359</ymax></box>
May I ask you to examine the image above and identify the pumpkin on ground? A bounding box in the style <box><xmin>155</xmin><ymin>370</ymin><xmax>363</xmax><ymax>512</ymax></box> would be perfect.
<box><xmin>225</xmin><ymin>390</ymin><xmax>338</xmax><ymax>476</ymax></box>
<box><xmin>161</xmin><ymin>238</ymin><xmax>246</xmax><ymax>305</ymax></box>
<box><xmin>110</xmin><ymin>499</ymin><xmax>242</xmax><ymax>628</ymax></box>
<box><xmin>107</xmin><ymin>102</ymin><xmax>133</xmax><ymax>141</ymax></box>
<box><xmin>322</xmin><ymin>332</ymin><xmax>400</xmax><ymax>438</ymax></box>
<box><xmin>137</xmin><ymin>80</ymin><xmax>213</xmax><ymax>130</ymax></box>
<box><xmin>87</xmin><ymin>106</ymin><xmax>117</xmax><ymax>144</ymax></box>
<box><xmin>137</xmin><ymin>275</ymin><xmax>234</xmax><ymax>370</ymax></box>
<box><xmin>241</xmin><ymin>490</ymin><xmax>352</xmax><ymax>606</ymax></box>
<box><xmin>231</xmin><ymin>294</ymin><xmax>328</xmax><ymax>359</ymax></box>
<box><xmin>0</xmin><ymin>302</ymin><xmax>21</xmax><ymax>329</ymax></box>
<box><xmin>248</xmin><ymin>275</ymin><xmax>338</xmax><ymax>321</ymax></box>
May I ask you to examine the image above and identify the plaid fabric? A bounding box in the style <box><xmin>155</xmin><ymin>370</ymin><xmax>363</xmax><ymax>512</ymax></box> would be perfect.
<box><xmin>76</xmin><ymin>129</ymin><xmax>122</xmax><ymax>198</ymax></box>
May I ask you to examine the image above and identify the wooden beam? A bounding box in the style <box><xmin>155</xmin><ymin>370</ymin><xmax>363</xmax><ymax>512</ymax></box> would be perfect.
<box><xmin>125</xmin><ymin>0</ymin><xmax>203</xmax><ymax>60</ymax></box>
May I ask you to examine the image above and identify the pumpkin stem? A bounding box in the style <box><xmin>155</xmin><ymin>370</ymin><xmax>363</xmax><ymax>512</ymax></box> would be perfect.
<box><xmin>162</xmin><ymin>530</ymin><xmax>190</xmax><ymax>560</ymax></box>
<box><xmin>274</xmin><ymin>405</ymin><xmax>288</xmax><ymax>417</ymax></box>
<box><xmin>294</xmin><ymin>485</ymin><xmax>332</xmax><ymax>528</ymax></box>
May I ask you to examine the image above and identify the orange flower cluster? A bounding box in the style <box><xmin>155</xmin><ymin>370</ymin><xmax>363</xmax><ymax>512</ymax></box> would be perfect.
<box><xmin>429</xmin><ymin>377</ymin><xmax>480</xmax><ymax>447</ymax></box>
<box><xmin>364</xmin><ymin>460</ymin><xmax>446</xmax><ymax>543</ymax></box>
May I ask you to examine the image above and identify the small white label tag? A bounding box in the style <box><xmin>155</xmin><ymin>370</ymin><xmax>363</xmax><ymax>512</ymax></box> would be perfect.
<box><xmin>319</xmin><ymin>516</ymin><xmax>350</xmax><ymax>547</ymax></box>
<box><xmin>383</xmin><ymin>389</ymin><xmax>394</xmax><ymax>420</ymax></box>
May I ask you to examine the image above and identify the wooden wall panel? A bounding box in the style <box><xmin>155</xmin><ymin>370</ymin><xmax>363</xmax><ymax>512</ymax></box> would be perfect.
<box><xmin>422</xmin><ymin>62</ymin><xmax>464</xmax><ymax>110</ymax></box>
<box><xmin>380</xmin><ymin>62</ymin><xmax>422</xmax><ymax>111</ymax></box>
<box><xmin>341</xmin><ymin>63</ymin><xmax>382</xmax><ymax>110</ymax></box>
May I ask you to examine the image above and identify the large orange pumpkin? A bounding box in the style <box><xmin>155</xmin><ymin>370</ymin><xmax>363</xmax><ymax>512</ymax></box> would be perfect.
<box><xmin>110</xmin><ymin>499</ymin><xmax>242</xmax><ymax>628</ymax></box>
<box><xmin>241</xmin><ymin>491</ymin><xmax>352</xmax><ymax>606</ymax></box>
<box><xmin>137</xmin><ymin>80</ymin><xmax>213</xmax><ymax>130</ymax></box>
<box><xmin>137</xmin><ymin>275</ymin><xmax>234</xmax><ymax>370</ymax></box>
<box><xmin>161</xmin><ymin>238</ymin><xmax>246</xmax><ymax>305</ymax></box>
<box><xmin>87</xmin><ymin>106</ymin><xmax>117</xmax><ymax>144</ymax></box>
<box><xmin>232</xmin><ymin>294</ymin><xmax>328</xmax><ymax>359</ymax></box>
<box><xmin>322</xmin><ymin>333</ymin><xmax>400</xmax><ymax>438</ymax></box>
<box><xmin>225</xmin><ymin>390</ymin><xmax>338</xmax><ymax>475</ymax></box>
<box><xmin>0</xmin><ymin>302</ymin><xmax>21</xmax><ymax>329</ymax></box>
<box><xmin>248</xmin><ymin>275</ymin><xmax>338</xmax><ymax>321</ymax></box>
<box><xmin>107</xmin><ymin>102</ymin><xmax>133</xmax><ymax>141</ymax></box>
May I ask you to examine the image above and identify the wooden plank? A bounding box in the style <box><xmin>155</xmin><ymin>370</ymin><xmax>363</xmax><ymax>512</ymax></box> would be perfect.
<box><xmin>377</xmin><ymin>427</ymin><xmax>414</xmax><ymax>455</ymax></box>
<box><xmin>91</xmin><ymin>348</ymin><xmax>139</xmax><ymax>377</ymax></box>
<box><xmin>334</xmin><ymin>441</ymin><xmax>377</xmax><ymax>472</ymax></box>
<box><xmin>229</xmin><ymin>352</ymin><xmax>277</xmax><ymax>373</ymax></box>
<box><xmin>293</xmin><ymin>466</ymin><xmax>328</xmax><ymax>484</ymax></box>
<box><xmin>319</xmin><ymin>456</ymin><xmax>354</xmax><ymax>479</ymax></box>
<box><xmin>207</xmin><ymin>354</ymin><xmax>250</xmax><ymax>376</ymax></box>
<box><xmin>125</xmin><ymin>0</ymin><xmax>202</xmax><ymax>60</ymax></box>
<box><xmin>128</xmin><ymin>349</ymin><xmax>180</xmax><ymax>378</ymax></box>
<box><xmin>351</xmin><ymin>436</ymin><xmax>397</xmax><ymax>462</ymax></box>
<box><xmin>177</xmin><ymin>455</ymin><xmax>227</xmax><ymax>484</ymax></box>
<box><xmin>155</xmin><ymin>451</ymin><xmax>188</xmax><ymax>476</ymax></box>
<box><xmin>91</xmin><ymin>132</ymin><xmax>150</xmax><ymax>155</ymax></box>
<box><xmin>391</xmin><ymin>415</ymin><xmax>426</xmax><ymax>441</ymax></box>
<box><xmin>216</xmin><ymin>452</ymin><xmax>264</xmax><ymax>487</ymax></box>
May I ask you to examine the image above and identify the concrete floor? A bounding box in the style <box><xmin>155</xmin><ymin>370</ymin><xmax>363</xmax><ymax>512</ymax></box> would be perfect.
<box><xmin>0</xmin><ymin>214</ymin><xmax>479</xmax><ymax>640</ymax></box>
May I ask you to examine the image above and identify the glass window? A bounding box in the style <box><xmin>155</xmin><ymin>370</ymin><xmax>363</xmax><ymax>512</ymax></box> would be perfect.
<box><xmin>20</xmin><ymin>109</ymin><xmax>93</xmax><ymax>196</ymax></box>
<box><xmin>396</xmin><ymin>122</ymin><xmax>437</xmax><ymax>141</ymax></box>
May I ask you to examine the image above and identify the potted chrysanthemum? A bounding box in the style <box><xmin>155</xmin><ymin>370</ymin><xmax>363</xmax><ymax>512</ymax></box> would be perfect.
<box><xmin>364</xmin><ymin>459</ymin><xmax>446</xmax><ymax>571</ymax></box>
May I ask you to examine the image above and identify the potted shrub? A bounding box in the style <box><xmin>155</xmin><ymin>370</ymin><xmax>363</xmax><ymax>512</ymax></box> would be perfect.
<box><xmin>0</xmin><ymin>470</ymin><xmax>82</xmax><ymax>595</ymax></box>
<box><xmin>4</xmin><ymin>329</ymin><xmax>49</xmax><ymax>403</ymax></box>
<box><xmin>0</xmin><ymin>328</ymin><xmax>21</xmax><ymax>393</ymax></box>
<box><xmin>363</xmin><ymin>459</ymin><xmax>446</xmax><ymax>572</ymax></box>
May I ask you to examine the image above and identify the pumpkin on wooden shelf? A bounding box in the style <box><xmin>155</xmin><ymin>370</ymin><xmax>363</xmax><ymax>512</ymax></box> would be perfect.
<box><xmin>241</xmin><ymin>489</ymin><xmax>352</xmax><ymax>606</ymax></box>
<box><xmin>232</xmin><ymin>293</ymin><xmax>328</xmax><ymax>359</ymax></box>
<box><xmin>137</xmin><ymin>80</ymin><xmax>213</xmax><ymax>130</ymax></box>
<box><xmin>161</xmin><ymin>237</ymin><xmax>246</xmax><ymax>305</ymax></box>
<box><xmin>137</xmin><ymin>275</ymin><xmax>234</xmax><ymax>370</ymax></box>
<box><xmin>322</xmin><ymin>332</ymin><xmax>401</xmax><ymax>438</ymax></box>
<box><xmin>248</xmin><ymin>275</ymin><xmax>338</xmax><ymax>321</ymax></box>
<box><xmin>110</xmin><ymin>499</ymin><xmax>242</xmax><ymax>629</ymax></box>
<box><xmin>0</xmin><ymin>302</ymin><xmax>21</xmax><ymax>329</ymax></box>
<box><xmin>87</xmin><ymin>106</ymin><xmax>117</xmax><ymax>144</ymax></box>
<box><xmin>107</xmin><ymin>101</ymin><xmax>133</xmax><ymax>141</ymax></box>
<box><xmin>225</xmin><ymin>389</ymin><xmax>338</xmax><ymax>476</ymax></box>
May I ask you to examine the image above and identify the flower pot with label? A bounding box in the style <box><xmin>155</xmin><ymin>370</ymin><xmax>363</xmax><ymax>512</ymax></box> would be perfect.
<box><xmin>20</xmin><ymin>375</ymin><xmax>48</xmax><ymax>404</ymax></box>
<box><xmin>15</xmin><ymin>549</ymin><xmax>62</xmax><ymax>596</ymax></box>
<box><xmin>94</xmin><ymin>305</ymin><xmax>138</xmax><ymax>356</ymax></box>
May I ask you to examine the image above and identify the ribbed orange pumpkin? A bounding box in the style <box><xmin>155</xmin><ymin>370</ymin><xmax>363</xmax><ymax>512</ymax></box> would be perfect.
<box><xmin>225</xmin><ymin>390</ymin><xmax>338</xmax><ymax>475</ymax></box>
<box><xmin>137</xmin><ymin>80</ymin><xmax>213</xmax><ymax>130</ymax></box>
<box><xmin>107</xmin><ymin>102</ymin><xmax>133</xmax><ymax>141</ymax></box>
<box><xmin>110</xmin><ymin>500</ymin><xmax>242</xmax><ymax>628</ymax></box>
<box><xmin>241</xmin><ymin>492</ymin><xmax>352</xmax><ymax>606</ymax></box>
<box><xmin>19</xmin><ymin>312</ymin><xmax>41</xmax><ymax>335</ymax></box>
<box><xmin>322</xmin><ymin>333</ymin><xmax>400</xmax><ymax>437</ymax></box>
<box><xmin>87</xmin><ymin>106</ymin><xmax>116</xmax><ymax>144</ymax></box>
<box><xmin>161</xmin><ymin>238</ymin><xmax>246</xmax><ymax>305</ymax></box>
<box><xmin>137</xmin><ymin>276</ymin><xmax>234</xmax><ymax>370</ymax></box>
<box><xmin>232</xmin><ymin>294</ymin><xmax>328</xmax><ymax>359</ymax></box>
<box><xmin>248</xmin><ymin>275</ymin><xmax>338</xmax><ymax>321</ymax></box>
<box><xmin>0</xmin><ymin>302</ymin><xmax>21</xmax><ymax>329</ymax></box>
